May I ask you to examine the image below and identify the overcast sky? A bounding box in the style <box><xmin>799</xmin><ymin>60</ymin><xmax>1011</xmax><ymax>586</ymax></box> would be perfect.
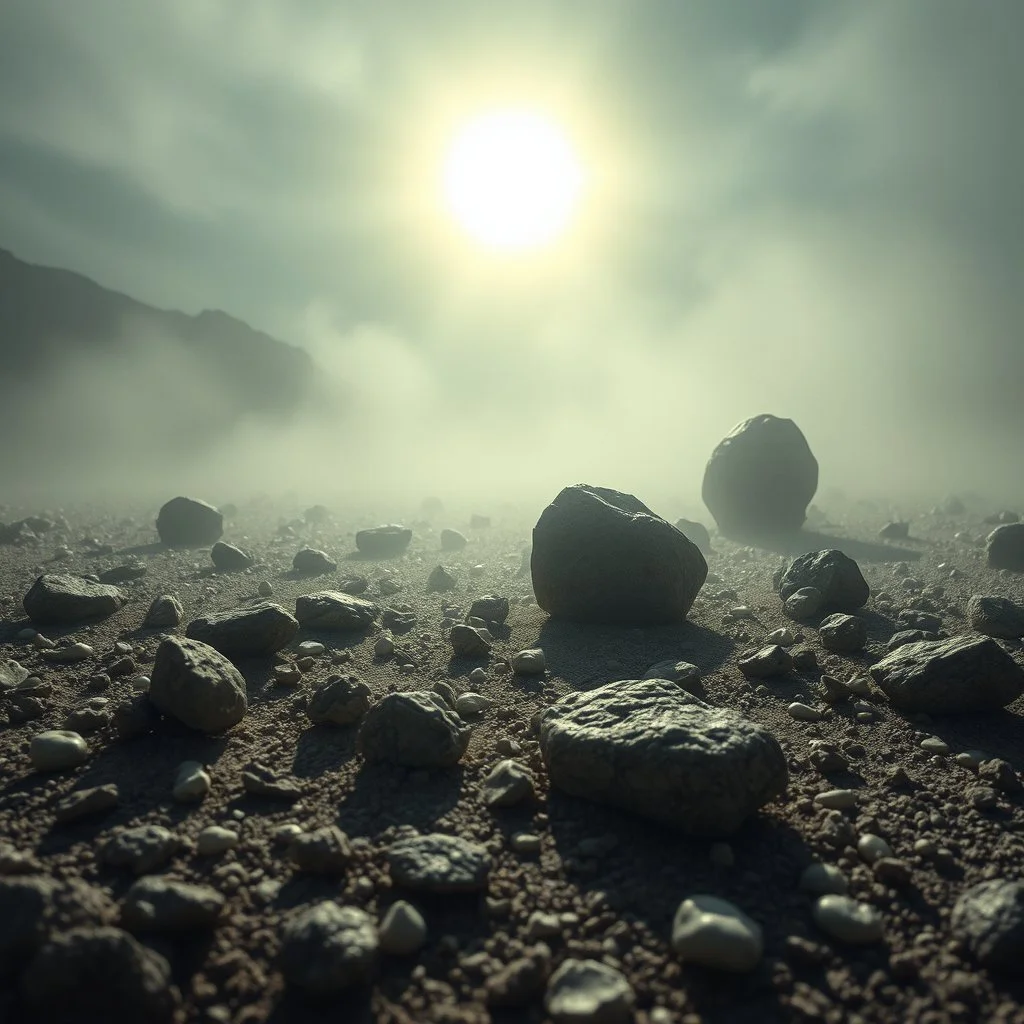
<box><xmin>2</xmin><ymin>1</ymin><xmax>1022</xmax><ymax>508</ymax></box>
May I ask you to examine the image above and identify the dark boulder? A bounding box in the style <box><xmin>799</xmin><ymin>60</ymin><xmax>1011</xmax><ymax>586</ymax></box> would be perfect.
<box><xmin>531</xmin><ymin>484</ymin><xmax>707</xmax><ymax>626</ymax></box>
<box><xmin>702</xmin><ymin>415</ymin><xmax>818</xmax><ymax>537</ymax></box>
<box><xmin>155</xmin><ymin>497</ymin><xmax>223</xmax><ymax>547</ymax></box>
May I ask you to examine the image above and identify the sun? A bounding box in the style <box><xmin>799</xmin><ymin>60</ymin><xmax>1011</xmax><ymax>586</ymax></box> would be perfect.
<box><xmin>440</xmin><ymin>109</ymin><xmax>585</xmax><ymax>253</ymax></box>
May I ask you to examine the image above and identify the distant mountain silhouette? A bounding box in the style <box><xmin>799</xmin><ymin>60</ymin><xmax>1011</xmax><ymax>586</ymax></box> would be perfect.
<box><xmin>0</xmin><ymin>247</ymin><xmax>317</xmax><ymax>475</ymax></box>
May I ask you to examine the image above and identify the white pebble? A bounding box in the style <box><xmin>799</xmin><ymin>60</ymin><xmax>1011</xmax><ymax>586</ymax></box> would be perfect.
<box><xmin>196</xmin><ymin>826</ymin><xmax>239</xmax><ymax>856</ymax></box>
<box><xmin>857</xmin><ymin>834</ymin><xmax>894</xmax><ymax>864</ymax></box>
<box><xmin>30</xmin><ymin>730</ymin><xmax>88</xmax><ymax>771</ymax></box>
<box><xmin>378</xmin><ymin>900</ymin><xmax>427</xmax><ymax>955</ymax></box>
<box><xmin>812</xmin><ymin>895</ymin><xmax>884</xmax><ymax>944</ymax></box>
<box><xmin>671</xmin><ymin>894</ymin><xmax>764</xmax><ymax>972</ymax></box>
<box><xmin>787</xmin><ymin>702</ymin><xmax>822</xmax><ymax>723</ymax></box>
<box><xmin>919</xmin><ymin>736</ymin><xmax>950</xmax><ymax>755</ymax></box>
<box><xmin>172</xmin><ymin>761</ymin><xmax>211</xmax><ymax>802</ymax></box>
<box><xmin>297</xmin><ymin>641</ymin><xmax>325</xmax><ymax>656</ymax></box>
<box><xmin>814</xmin><ymin>789</ymin><xmax>858</xmax><ymax>810</ymax></box>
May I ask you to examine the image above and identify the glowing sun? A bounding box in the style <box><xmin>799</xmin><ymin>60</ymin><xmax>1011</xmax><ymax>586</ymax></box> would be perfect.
<box><xmin>440</xmin><ymin>109</ymin><xmax>585</xmax><ymax>252</ymax></box>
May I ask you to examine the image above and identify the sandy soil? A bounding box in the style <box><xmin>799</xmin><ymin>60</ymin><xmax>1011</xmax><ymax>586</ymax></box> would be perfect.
<box><xmin>1</xmin><ymin>494</ymin><xmax>1024</xmax><ymax>1024</ymax></box>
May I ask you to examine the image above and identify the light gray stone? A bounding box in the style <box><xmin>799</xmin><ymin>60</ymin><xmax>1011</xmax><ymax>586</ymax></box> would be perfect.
<box><xmin>671</xmin><ymin>895</ymin><xmax>764</xmax><ymax>972</ymax></box>
<box><xmin>388</xmin><ymin>834</ymin><xmax>490</xmax><ymax>893</ymax></box>
<box><xmin>148</xmin><ymin>637</ymin><xmax>248</xmax><ymax>734</ymax></box>
<box><xmin>951</xmin><ymin>879</ymin><xmax>1024</xmax><ymax>973</ymax></box>
<box><xmin>279</xmin><ymin>902</ymin><xmax>378</xmax><ymax>994</ymax></box>
<box><xmin>545</xmin><ymin>958</ymin><xmax>635</xmax><ymax>1024</ymax></box>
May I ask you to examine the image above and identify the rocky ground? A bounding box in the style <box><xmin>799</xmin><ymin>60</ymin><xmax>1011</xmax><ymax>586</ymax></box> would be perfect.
<box><xmin>2</xmin><ymin>493</ymin><xmax>1024</xmax><ymax>1024</ymax></box>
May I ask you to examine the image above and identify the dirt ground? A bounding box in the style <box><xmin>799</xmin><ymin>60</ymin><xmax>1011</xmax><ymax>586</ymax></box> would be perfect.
<box><xmin>1</xmin><ymin>493</ymin><xmax>1023</xmax><ymax>1024</ymax></box>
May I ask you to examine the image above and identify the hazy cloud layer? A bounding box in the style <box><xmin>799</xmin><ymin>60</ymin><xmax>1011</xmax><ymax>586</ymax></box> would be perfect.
<box><xmin>1</xmin><ymin>1</ymin><xmax>1022</xmax><ymax>511</ymax></box>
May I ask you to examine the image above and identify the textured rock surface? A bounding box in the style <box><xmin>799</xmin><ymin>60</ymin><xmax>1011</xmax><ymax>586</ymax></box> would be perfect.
<box><xmin>355</xmin><ymin>524</ymin><xmax>412</xmax><ymax>557</ymax></box>
<box><xmin>986</xmin><ymin>523</ymin><xmax>1024</xmax><ymax>571</ymax></box>
<box><xmin>388</xmin><ymin>834</ymin><xmax>491</xmax><ymax>893</ymax></box>
<box><xmin>869</xmin><ymin>635</ymin><xmax>1024</xmax><ymax>713</ymax></box>
<box><xmin>968</xmin><ymin>594</ymin><xmax>1024</xmax><ymax>639</ymax></box>
<box><xmin>148</xmin><ymin>637</ymin><xmax>248</xmax><ymax>733</ymax></box>
<box><xmin>701</xmin><ymin>414</ymin><xmax>818</xmax><ymax>537</ymax></box>
<box><xmin>357</xmin><ymin>690</ymin><xmax>470</xmax><ymax>767</ymax></box>
<box><xmin>23</xmin><ymin>574</ymin><xmax>125</xmax><ymax>624</ymax></box>
<box><xmin>185</xmin><ymin>602</ymin><xmax>298</xmax><ymax>658</ymax></box>
<box><xmin>531</xmin><ymin>484</ymin><xmax>707</xmax><ymax>625</ymax></box>
<box><xmin>779</xmin><ymin>550</ymin><xmax>869</xmax><ymax>612</ymax></box>
<box><xmin>951</xmin><ymin>879</ymin><xmax>1024</xmax><ymax>972</ymax></box>
<box><xmin>539</xmin><ymin>679</ymin><xmax>787</xmax><ymax>836</ymax></box>
<box><xmin>278</xmin><ymin>902</ymin><xmax>378</xmax><ymax>994</ymax></box>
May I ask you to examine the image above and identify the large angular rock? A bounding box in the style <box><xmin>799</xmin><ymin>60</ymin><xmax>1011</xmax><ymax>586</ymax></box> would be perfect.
<box><xmin>148</xmin><ymin>637</ymin><xmax>248</xmax><ymax>733</ymax></box>
<box><xmin>968</xmin><ymin>595</ymin><xmax>1024</xmax><ymax>639</ymax></box>
<box><xmin>210</xmin><ymin>541</ymin><xmax>254</xmax><ymax>572</ymax></box>
<box><xmin>120</xmin><ymin>878</ymin><xmax>224</xmax><ymax>932</ymax></box>
<box><xmin>295</xmin><ymin>591</ymin><xmax>379</xmax><ymax>631</ymax></box>
<box><xmin>22</xmin><ymin>926</ymin><xmax>180</xmax><ymax>1022</ymax></box>
<box><xmin>185</xmin><ymin>603</ymin><xmax>298</xmax><ymax>658</ymax></box>
<box><xmin>531</xmin><ymin>484</ymin><xmax>707</xmax><ymax>625</ymax></box>
<box><xmin>355</xmin><ymin>525</ymin><xmax>412</xmax><ymax>558</ymax></box>
<box><xmin>23</xmin><ymin>574</ymin><xmax>125</xmax><ymax>624</ymax></box>
<box><xmin>155</xmin><ymin>496</ymin><xmax>222</xmax><ymax>547</ymax></box>
<box><xmin>357</xmin><ymin>691</ymin><xmax>470</xmax><ymax>767</ymax></box>
<box><xmin>539</xmin><ymin>679</ymin><xmax>787</xmax><ymax>836</ymax></box>
<box><xmin>702</xmin><ymin>415</ymin><xmax>818</xmax><ymax>537</ymax></box>
<box><xmin>987</xmin><ymin>524</ymin><xmax>1024</xmax><ymax>571</ymax></box>
<box><xmin>869</xmin><ymin>635</ymin><xmax>1024</xmax><ymax>713</ymax></box>
<box><xmin>952</xmin><ymin>879</ymin><xmax>1024</xmax><ymax>973</ymax></box>
<box><xmin>779</xmin><ymin>550</ymin><xmax>869</xmax><ymax>612</ymax></box>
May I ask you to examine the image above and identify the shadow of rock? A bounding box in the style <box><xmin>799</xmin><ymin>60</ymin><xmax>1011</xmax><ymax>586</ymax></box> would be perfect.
<box><xmin>291</xmin><ymin>724</ymin><xmax>359</xmax><ymax>780</ymax></box>
<box><xmin>339</xmin><ymin>763</ymin><xmax>465</xmax><ymax>838</ymax></box>
<box><xmin>536</xmin><ymin>619</ymin><xmax>733</xmax><ymax>691</ymax></box>
<box><xmin>724</xmin><ymin>527</ymin><xmax>923</xmax><ymax>564</ymax></box>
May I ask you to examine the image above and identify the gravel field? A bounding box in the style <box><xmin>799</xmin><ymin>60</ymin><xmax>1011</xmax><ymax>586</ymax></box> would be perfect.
<box><xmin>2</xmin><ymin>491</ymin><xmax>1024</xmax><ymax>1024</ymax></box>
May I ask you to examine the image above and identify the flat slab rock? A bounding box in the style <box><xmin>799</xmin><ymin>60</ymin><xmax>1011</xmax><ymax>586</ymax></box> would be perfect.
<box><xmin>185</xmin><ymin>602</ymin><xmax>298</xmax><ymax>658</ymax></box>
<box><xmin>295</xmin><ymin>591</ymin><xmax>379</xmax><ymax>630</ymax></box>
<box><xmin>869</xmin><ymin>634</ymin><xmax>1024</xmax><ymax>713</ymax></box>
<box><xmin>539</xmin><ymin>678</ymin><xmax>788</xmax><ymax>837</ymax></box>
<box><xmin>23</xmin><ymin>574</ymin><xmax>126</xmax><ymax>624</ymax></box>
<box><xmin>387</xmin><ymin>833</ymin><xmax>491</xmax><ymax>893</ymax></box>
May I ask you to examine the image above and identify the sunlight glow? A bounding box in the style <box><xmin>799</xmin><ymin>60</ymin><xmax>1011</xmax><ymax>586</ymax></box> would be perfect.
<box><xmin>440</xmin><ymin>109</ymin><xmax>585</xmax><ymax>252</ymax></box>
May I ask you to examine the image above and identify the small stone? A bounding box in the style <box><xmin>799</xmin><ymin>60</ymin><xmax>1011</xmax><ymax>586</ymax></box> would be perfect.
<box><xmin>512</xmin><ymin>833</ymin><xmax>542</xmax><ymax>855</ymax></box>
<box><xmin>120</xmin><ymin>877</ymin><xmax>224</xmax><ymax>932</ymax></box>
<box><xmin>41</xmin><ymin>642</ymin><xmax>94</xmax><ymax>664</ymax></box>
<box><xmin>103</xmin><ymin>826</ymin><xmax>180</xmax><ymax>874</ymax></box>
<box><xmin>784</xmin><ymin>587</ymin><xmax>824</xmax><ymax>620</ymax></box>
<box><xmin>440</xmin><ymin>529</ymin><xmax>467</xmax><ymax>552</ymax></box>
<box><xmin>951</xmin><ymin>878</ymin><xmax>1024</xmax><ymax>972</ymax></box>
<box><xmin>481</xmin><ymin>760</ymin><xmax>535</xmax><ymax>807</ymax></box>
<box><xmin>512</xmin><ymin>648</ymin><xmax>547</xmax><ymax>674</ymax></box>
<box><xmin>456</xmin><ymin>692</ymin><xmax>493</xmax><ymax>718</ymax></box>
<box><xmin>545</xmin><ymin>958</ymin><xmax>635</xmax><ymax>1024</ymax></box>
<box><xmin>818</xmin><ymin>613</ymin><xmax>868</xmax><ymax>653</ymax></box>
<box><xmin>292</xmin><ymin>548</ymin><xmax>337</xmax><ymax>575</ymax></box>
<box><xmin>426</xmin><ymin>565</ymin><xmax>457</xmax><ymax>592</ymax></box>
<box><xmin>54</xmin><ymin>784</ymin><xmax>119</xmax><ymax>823</ymax></box>
<box><xmin>196</xmin><ymin>827</ymin><xmax>238</xmax><ymax>856</ymax></box>
<box><xmin>172</xmin><ymin>761</ymin><xmax>211</xmax><ymax>802</ymax></box>
<box><xmin>449</xmin><ymin>624</ymin><xmax>492</xmax><ymax>657</ymax></box>
<box><xmin>671</xmin><ymin>894</ymin><xmax>764</xmax><ymax>972</ymax></box>
<box><xmin>144</xmin><ymin>595</ymin><xmax>184</xmax><ymax>629</ymax></box>
<box><xmin>241</xmin><ymin>762</ymin><xmax>301</xmax><ymax>801</ymax></box>
<box><xmin>738</xmin><ymin>645</ymin><xmax>792</xmax><ymax>678</ymax></box>
<box><xmin>642</xmin><ymin>659</ymin><xmax>702</xmax><ymax>693</ymax></box>
<box><xmin>799</xmin><ymin>863</ymin><xmax>849</xmax><ymax>895</ymax></box>
<box><xmin>857</xmin><ymin>834</ymin><xmax>894</xmax><ymax>864</ymax></box>
<box><xmin>258</xmin><ymin>581</ymin><xmax>274</xmax><ymax>597</ymax></box>
<box><xmin>378</xmin><ymin>900</ymin><xmax>427</xmax><ymax>955</ymax></box>
<box><xmin>288</xmin><ymin>826</ymin><xmax>353</xmax><ymax>874</ymax></box>
<box><xmin>787</xmin><ymin>702</ymin><xmax>822</xmax><ymax>723</ymax></box>
<box><xmin>210</xmin><ymin>542</ymin><xmax>254</xmax><ymax>572</ymax></box>
<box><xmin>374</xmin><ymin>635</ymin><xmax>394</xmax><ymax>658</ymax></box>
<box><xmin>388</xmin><ymin>833</ymin><xmax>491</xmax><ymax>893</ymax></box>
<box><xmin>278</xmin><ymin>902</ymin><xmax>378</xmax><ymax>994</ymax></box>
<box><xmin>297</xmin><ymin>640</ymin><xmax>326</xmax><ymax>656</ymax></box>
<box><xmin>814</xmin><ymin>789</ymin><xmax>857</xmax><ymax>810</ymax></box>
<box><xmin>30</xmin><ymin>730</ymin><xmax>88</xmax><ymax>771</ymax></box>
<box><xmin>308</xmin><ymin>674</ymin><xmax>373</xmax><ymax>726</ymax></box>
<box><xmin>812</xmin><ymin>895</ymin><xmax>884</xmax><ymax>944</ymax></box>
<box><xmin>767</xmin><ymin>627</ymin><xmax>796</xmax><ymax>646</ymax></box>
<box><xmin>920</xmin><ymin>736</ymin><xmax>950</xmax><ymax>755</ymax></box>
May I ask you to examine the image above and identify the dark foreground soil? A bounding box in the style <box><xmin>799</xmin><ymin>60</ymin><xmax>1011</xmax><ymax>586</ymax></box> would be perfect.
<box><xmin>1</xmin><ymin>495</ymin><xmax>1023</xmax><ymax>1024</ymax></box>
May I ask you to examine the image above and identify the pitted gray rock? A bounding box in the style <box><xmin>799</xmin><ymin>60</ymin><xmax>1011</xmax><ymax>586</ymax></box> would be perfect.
<box><xmin>388</xmin><ymin>833</ymin><xmax>491</xmax><ymax>893</ymax></box>
<box><xmin>357</xmin><ymin>690</ymin><xmax>470</xmax><ymax>767</ymax></box>
<box><xmin>539</xmin><ymin>679</ymin><xmax>788</xmax><ymax>837</ymax></box>
<box><xmin>967</xmin><ymin>595</ymin><xmax>1024</xmax><ymax>640</ymax></box>
<box><xmin>279</xmin><ymin>902</ymin><xmax>378</xmax><ymax>994</ymax></box>
<box><xmin>952</xmin><ymin>879</ymin><xmax>1024</xmax><ymax>972</ymax></box>
<box><xmin>869</xmin><ymin>635</ymin><xmax>1024</xmax><ymax>713</ymax></box>
<box><xmin>185</xmin><ymin>602</ymin><xmax>298</xmax><ymax>658</ymax></box>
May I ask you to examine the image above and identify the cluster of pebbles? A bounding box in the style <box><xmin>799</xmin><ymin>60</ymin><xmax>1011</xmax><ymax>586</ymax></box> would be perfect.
<box><xmin>0</xmin><ymin>490</ymin><xmax>1023</xmax><ymax>1023</ymax></box>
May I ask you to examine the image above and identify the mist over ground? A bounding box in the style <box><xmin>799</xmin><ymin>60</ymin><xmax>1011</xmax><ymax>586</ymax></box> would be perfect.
<box><xmin>1</xmin><ymin>0</ymin><xmax>1022</xmax><ymax>516</ymax></box>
